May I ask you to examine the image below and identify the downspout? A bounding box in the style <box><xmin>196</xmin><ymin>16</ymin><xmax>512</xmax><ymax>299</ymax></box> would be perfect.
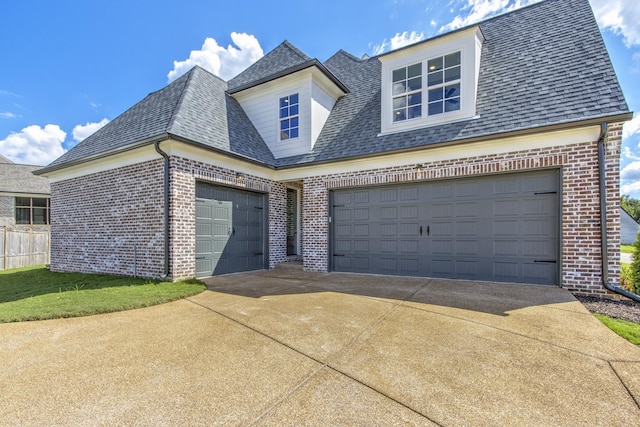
<box><xmin>154</xmin><ymin>141</ymin><xmax>170</xmax><ymax>280</ymax></box>
<box><xmin>597</xmin><ymin>123</ymin><xmax>640</xmax><ymax>302</ymax></box>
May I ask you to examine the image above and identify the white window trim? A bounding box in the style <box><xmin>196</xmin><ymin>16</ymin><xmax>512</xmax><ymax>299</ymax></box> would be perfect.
<box><xmin>380</xmin><ymin>26</ymin><xmax>484</xmax><ymax>135</ymax></box>
<box><xmin>278</xmin><ymin>93</ymin><xmax>300</xmax><ymax>142</ymax></box>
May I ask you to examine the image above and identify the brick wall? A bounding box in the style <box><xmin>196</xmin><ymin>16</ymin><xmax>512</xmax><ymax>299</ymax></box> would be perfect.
<box><xmin>0</xmin><ymin>195</ymin><xmax>14</xmax><ymax>227</ymax></box>
<box><xmin>49</xmin><ymin>125</ymin><xmax>623</xmax><ymax>296</ymax></box>
<box><xmin>301</xmin><ymin>128</ymin><xmax>623</xmax><ymax>297</ymax></box>
<box><xmin>50</xmin><ymin>160</ymin><xmax>165</xmax><ymax>278</ymax></box>
<box><xmin>169</xmin><ymin>157</ymin><xmax>285</xmax><ymax>280</ymax></box>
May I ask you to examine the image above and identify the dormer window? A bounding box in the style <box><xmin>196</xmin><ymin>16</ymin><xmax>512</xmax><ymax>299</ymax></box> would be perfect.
<box><xmin>279</xmin><ymin>93</ymin><xmax>299</xmax><ymax>140</ymax></box>
<box><xmin>427</xmin><ymin>51</ymin><xmax>461</xmax><ymax>115</ymax></box>
<box><xmin>391</xmin><ymin>51</ymin><xmax>461</xmax><ymax>123</ymax></box>
<box><xmin>392</xmin><ymin>63</ymin><xmax>422</xmax><ymax>122</ymax></box>
<box><xmin>379</xmin><ymin>26</ymin><xmax>484</xmax><ymax>135</ymax></box>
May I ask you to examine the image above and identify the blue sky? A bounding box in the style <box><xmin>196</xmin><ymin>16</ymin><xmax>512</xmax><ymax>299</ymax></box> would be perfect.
<box><xmin>1</xmin><ymin>0</ymin><xmax>639</xmax><ymax>194</ymax></box>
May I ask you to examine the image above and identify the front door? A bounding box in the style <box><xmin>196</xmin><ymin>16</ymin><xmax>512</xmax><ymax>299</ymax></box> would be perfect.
<box><xmin>286</xmin><ymin>188</ymin><xmax>298</xmax><ymax>256</ymax></box>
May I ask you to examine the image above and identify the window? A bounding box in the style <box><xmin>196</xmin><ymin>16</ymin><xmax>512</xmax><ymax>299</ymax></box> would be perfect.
<box><xmin>427</xmin><ymin>51</ymin><xmax>461</xmax><ymax>115</ymax></box>
<box><xmin>390</xmin><ymin>51</ymin><xmax>461</xmax><ymax>123</ymax></box>
<box><xmin>279</xmin><ymin>93</ymin><xmax>299</xmax><ymax>140</ymax></box>
<box><xmin>15</xmin><ymin>197</ymin><xmax>50</xmax><ymax>225</ymax></box>
<box><xmin>392</xmin><ymin>63</ymin><xmax>422</xmax><ymax>122</ymax></box>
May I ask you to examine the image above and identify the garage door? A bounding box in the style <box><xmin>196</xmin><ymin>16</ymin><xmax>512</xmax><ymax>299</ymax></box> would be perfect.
<box><xmin>195</xmin><ymin>183</ymin><xmax>267</xmax><ymax>277</ymax></box>
<box><xmin>330</xmin><ymin>170</ymin><xmax>559</xmax><ymax>285</ymax></box>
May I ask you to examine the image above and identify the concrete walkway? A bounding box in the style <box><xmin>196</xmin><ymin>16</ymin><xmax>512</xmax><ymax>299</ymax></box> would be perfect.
<box><xmin>1</xmin><ymin>270</ymin><xmax>639</xmax><ymax>425</ymax></box>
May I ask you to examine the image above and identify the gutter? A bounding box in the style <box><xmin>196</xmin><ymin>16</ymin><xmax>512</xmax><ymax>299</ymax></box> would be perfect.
<box><xmin>154</xmin><ymin>141</ymin><xmax>170</xmax><ymax>280</ymax></box>
<box><xmin>597</xmin><ymin>123</ymin><xmax>640</xmax><ymax>302</ymax></box>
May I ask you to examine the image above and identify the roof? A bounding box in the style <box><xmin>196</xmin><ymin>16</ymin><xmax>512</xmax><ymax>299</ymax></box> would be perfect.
<box><xmin>38</xmin><ymin>0</ymin><xmax>631</xmax><ymax>174</ymax></box>
<box><xmin>621</xmin><ymin>207</ymin><xmax>640</xmax><ymax>244</ymax></box>
<box><xmin>0</xmin><ymin>162</ymin><xmax>50</xmax><ymax>194</ymax></box>
<box><xmin>228</xmin><ymin>41</ymin><xmax>312</xmax><ymax>91</ymax></box>
<box><xmin>0</xmin><ymin>154</ymin><xmax>13</xmax><ymax>164</ymax></box>
<box><xmin>45</xmin><ymin>66</ymin><xmax>274</xmax><ymax>169</ymax></box>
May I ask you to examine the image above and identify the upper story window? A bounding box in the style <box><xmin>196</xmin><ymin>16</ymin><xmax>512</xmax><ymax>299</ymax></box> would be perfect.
<box><xmin>391</xmin><ymin>51</ymin><xmax>461</xmax><ymax>123</ymax></box>
<box><xmin>427</xmin><ymin>51</ymin><xmax>461</xmax><ymax>115</ymax></box>
<box><xmin>15</xmin><ymin>197</ymin><xmax>50</xmax><ymax>225</ymax></box>
<box><xmin>279</xmin><ymin>93</ymin><xmax>299</xmax><ymax>141</ymax></box>
<box><xmin>392</xmin><ymin>63</ymin><xmax>422</xmax><ymax>122</ymax></box>
<box><xmin>379</xmin><ymin>26</ymin><xmax>484</xmax><ymax>135</ymax></box>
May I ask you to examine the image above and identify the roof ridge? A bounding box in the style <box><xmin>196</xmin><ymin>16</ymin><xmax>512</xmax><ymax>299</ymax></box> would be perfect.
<box><xmin>167</xmin><ymin>67</ymin><xmax>198</xmax><ymax>132</ymax></box>
<box><xmin>281</xmin><ymin>40</ymin><xmax>312</xmax><ymax>61</ymax></box>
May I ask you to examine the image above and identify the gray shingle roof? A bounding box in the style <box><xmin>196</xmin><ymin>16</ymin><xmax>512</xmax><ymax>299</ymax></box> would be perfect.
<box><xmin>621</xmin><ymin>208</ymin><xmax>640</xmax><ymax>244</ymax></box>
<box><xmin>39</xmin><ymin>0</ymin><xmax>630</xmax><ymax>173</ymax></box>
<box><xmin>0</xmin><ymin>154</ymin><xmax>13</xmax><ymax>164</ymax></box>
<box><xmin>277</xmin><ymin>0</ymin><xmax>630</xmax><ymax>166</ymax></box>
<box><xmin>0</xmin><ymin>163</ymin><xmax>50</xmax><ymax>194</ymax></box>
<box><xmin>228</xmin><ymin>41</ymin><xmax>311</xmax><ymax>91</ymax></box>
<box><xmin>46</xmin><ymin>66</ymin><xmax>274</xmax><ymax>169</ymax></box>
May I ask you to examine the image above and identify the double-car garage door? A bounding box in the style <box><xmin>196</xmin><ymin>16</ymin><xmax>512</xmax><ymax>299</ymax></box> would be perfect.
<box><xmin>195</xmin><ymin>183</ymin><xmax>267</xmax><ymax>277</ymax></box>
<box><xmin>330</xmin><ymin>170</ymin><xmax>559</xmax><ymax>285</ymax></box>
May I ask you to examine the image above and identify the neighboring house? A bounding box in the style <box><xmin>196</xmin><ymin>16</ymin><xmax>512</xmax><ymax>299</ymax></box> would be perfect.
<box><xmin>621</xmin><ymin>208</ymin><xmax>639</xmax><ymax>245</ymax></box>
<box><xmin>36</xmin><ymin>0</ymin><xmax>632</xmax><ymax>297</ymax></box>
<box><xmin>0</xmin><ymin>154</ymin><xmax>51</xmax><ymax>228</ymax></box>
<box><xmin>0</xmin><ymin>154</ymin><xmax>51</xmax><ymax>269</ymax></box>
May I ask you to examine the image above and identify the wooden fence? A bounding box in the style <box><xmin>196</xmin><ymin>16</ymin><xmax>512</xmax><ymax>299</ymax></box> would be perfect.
<box><xmin>0</xmin><ymin>227</ymin><xmax>50</xmax><ymax>270</ymax></box>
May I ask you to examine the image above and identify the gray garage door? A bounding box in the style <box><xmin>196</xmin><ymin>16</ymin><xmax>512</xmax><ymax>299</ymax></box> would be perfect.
<box><xmin>195</xmin><ymin>183</ymin><xmax>267</xmax><ymax>277</ymax></box>
<box><xmin>330</xmin><ymin>170</ymin><xmax>559</xmax><ymax>285</ymax></box>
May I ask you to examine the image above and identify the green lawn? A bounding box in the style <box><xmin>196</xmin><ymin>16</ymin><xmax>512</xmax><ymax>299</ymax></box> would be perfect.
<box><xmin>595</xmin><ymin>313</ymin><xmax>640</xmax><ymax>346</ymax></box>
<box><xmin>0</xmin><ymin>266</ymin><xmax>206</xmax><ymax>323</ymax></box>
<box><xmin>621</xmin><ymin>244</ymin><xmax>634</xmax><ymax>254</ymax></box>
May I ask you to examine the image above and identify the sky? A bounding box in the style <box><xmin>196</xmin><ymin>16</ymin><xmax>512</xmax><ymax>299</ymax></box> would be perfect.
<box><xmin>1</xmin><ymin>0</ymin><xmax>639</xmax><ymax>194</ymax></box>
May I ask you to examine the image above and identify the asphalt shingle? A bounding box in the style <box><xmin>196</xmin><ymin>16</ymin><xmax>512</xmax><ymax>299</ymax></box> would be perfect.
<box><xmin>41</xmin><ymin>0</ymin><xmax>630</xmax><ymax>172</ymax></box>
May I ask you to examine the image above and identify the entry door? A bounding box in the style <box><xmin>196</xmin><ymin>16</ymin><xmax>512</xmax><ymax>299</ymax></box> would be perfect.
<box><xmin>195</xmin><ymin>183</ymin><xmax>267</xmax><ymax>277</ymax></box>
<box><xmin>286</xmin><ymin>188</ymin><xmax>298</xmax><ymax>256</ymax></box>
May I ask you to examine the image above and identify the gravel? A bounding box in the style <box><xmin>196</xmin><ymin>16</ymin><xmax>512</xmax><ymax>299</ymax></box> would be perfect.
<box><xmin>576</xmin><ymin>295</ymin><xmax>640</xmax><ymax>325</ymax></box>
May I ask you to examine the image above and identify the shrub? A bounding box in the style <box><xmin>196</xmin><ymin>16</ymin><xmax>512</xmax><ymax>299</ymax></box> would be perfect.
<box><xmin>628</xmin><ymin>232</ymin><xmax>640</xmax><ymax>294</ymax></box>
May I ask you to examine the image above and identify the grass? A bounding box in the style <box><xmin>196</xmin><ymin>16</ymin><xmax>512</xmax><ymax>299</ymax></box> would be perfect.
<box><xmin>594</xmin><ymin>313</ymin><xmax>640</xmax><ymax>346</ymax></box>
<box><xmin>0</xmin><ymin>265</ymin><xmax>206</xmax><ymax>323</ymax></box>
<box><xmin>621</xmin><ymin>244</ymin><xmax>634</xmax><ymax>254</ymax></box>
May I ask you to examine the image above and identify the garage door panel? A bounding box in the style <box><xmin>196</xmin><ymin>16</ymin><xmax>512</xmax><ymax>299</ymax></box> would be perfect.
<box><xmin>196</xmin><ymin>183</ymin><xmax>266</xmax><ymax>277</ymax></box>
<box><xmin>331</xmin><ymin>170</ymin><xmax>558</xmax><ymax>285</ymax></box>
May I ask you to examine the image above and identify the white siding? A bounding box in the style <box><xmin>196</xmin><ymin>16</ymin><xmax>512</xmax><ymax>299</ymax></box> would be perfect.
<box><xmin>234</xmin><ymin>75</ymin><xmax>312</xmax><ymax>159</ymax></box>
<box><xmin>311</xmin><ymin>82</ymin><xmax>336</xmax><ymax>148</ymax></box>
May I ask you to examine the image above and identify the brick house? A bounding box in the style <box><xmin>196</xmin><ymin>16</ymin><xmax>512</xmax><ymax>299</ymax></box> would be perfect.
<box><xmin>1</xmin><ymin>154</ymin><xmax>51</xmax><ymax>269</ymax></box>
<box><xmin>36</xmin><ymin>0</ymin><xmax>632</xmax><ymax>296</ymax></box>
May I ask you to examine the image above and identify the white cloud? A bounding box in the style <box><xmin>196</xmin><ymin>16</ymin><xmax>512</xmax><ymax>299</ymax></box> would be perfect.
<box><xmin>373</xmin><ymin>31</ymin><xmax>425</xmax><ymax>55</ymax></box>
<box><xmin>0</xmin><ymin>124</ymin><xmax>66</xmax><ymax>166</ymax></box>
<box><xmin>0</xmin><ymin>112</ymin><xmax>20</xmax><ymax>119</ymax></box>
<box><xmin>167</xmin><ymin>32</ymin><xmax>264</xmax><ymax>82</ymax></box>
<box><xmin>621</xmin><ymin>161</ymin><xmax>640</xmax><ymax>181</ymax></box>
<box><xmin>622</xmin><ymin>179</ymin><xmax>640</xmax><ymax>196</ymax></box>
<box><xmin>623</xmin><ymin>113</ymin><xmax>640</xmax><ymax>139</ymax></box>
<box><xmin>72</xmin><ymin>118</ymin><xmax>109</xmax><ymax>142</ymax></box>
<box><xmin>440</xmin><ymin>0</ymin><xmax>542</xmax><ymax>32</ymax></box>
<box><xmin>590</xmin><ymin>0</ymin><xmax>640</xmax><ymax>47</ymax></box>
<box><xmin>622</xmin><ymin>145</ymin><xmax>640</xmax><ymax>161</ymax></box>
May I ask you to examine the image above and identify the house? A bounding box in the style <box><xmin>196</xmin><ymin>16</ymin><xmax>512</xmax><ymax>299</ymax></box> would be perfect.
<box><xmin>621</xmin><ymin>208</ymin><xmax>639</xmax><ymax>245</ymax></box>
<box><xmin>35</xmin><ymin>0</ymin><xmax>632</xmax><ymax>297</ymax></box>
<box><xmin>0</xmin><ymin>154</ymin><xmax>51</xmax><ymax>269</ymax></box>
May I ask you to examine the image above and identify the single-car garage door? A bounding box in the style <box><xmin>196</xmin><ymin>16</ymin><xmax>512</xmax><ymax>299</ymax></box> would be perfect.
<box><xmin>195</xmin><ymin>182</ymin><xmax>267</xmax><ymax>277</ymax></box>
<box><xmin>330</xmin><ymin>170</ymin><xmax>559</xmax><ymax>285</ymax></box>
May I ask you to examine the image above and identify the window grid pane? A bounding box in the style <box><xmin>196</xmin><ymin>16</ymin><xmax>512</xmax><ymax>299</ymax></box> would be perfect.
<box><xmin>391</xmin><ymin>63</ymin><xmax>422</xmax><ymax>122</ymax></box>
<box><xmin>14</xmin><ymin>197</ymin><xmax>51</xmax><ymax>225</ymax></box>
<box><xmin>426</xmin><ymin>51</ymin><xmax>461</xmax><ymax>116</ymax></box>
<box><xmin>279</xmin><ymin>93</ymin><xmax>300</xmax><ymax>141</ymax></box>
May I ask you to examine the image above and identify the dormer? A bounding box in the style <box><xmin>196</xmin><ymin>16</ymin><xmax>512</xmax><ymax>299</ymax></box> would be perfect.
<box><xmin>379</xmin><ymin>26</ymin><xmax>484</xmax><ymax>135</ymax></box>
<box><xmin>228</xmin><ymin>42</ymin><xmax>348</xmax><ymax>159</ymax></box>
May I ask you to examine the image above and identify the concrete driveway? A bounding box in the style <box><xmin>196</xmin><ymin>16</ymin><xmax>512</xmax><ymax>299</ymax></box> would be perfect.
<box><xmin>1</xmin><ymin>269</ymin><xmax>639</xmax><ymax>426</ymax></box>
